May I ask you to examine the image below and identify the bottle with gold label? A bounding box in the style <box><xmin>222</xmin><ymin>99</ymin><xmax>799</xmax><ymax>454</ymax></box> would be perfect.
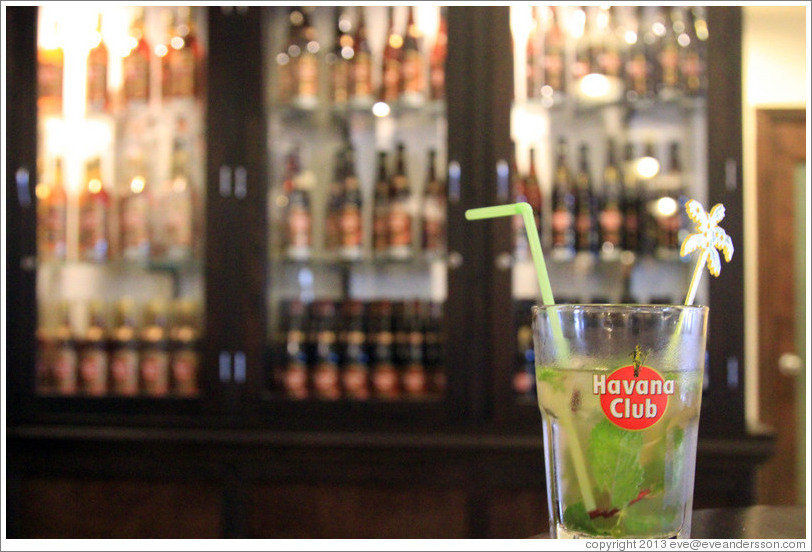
<box><xmin>122</xmin><ymin>7</ymin><xmax>151</xmax><ymax>107</ymax></box>
<box><xmin>280</xmin><ymin>299</ymin><xmax>311</xmax><ymax>400</ymax></box>
<box><xmin>351</xmin><ymin>7</ymin><xmax>373</xmax><ymax>107</ymax></box>
<box><xmin>387</xmin><ymin>143</ymin><xmax>414</xmax><ymax>260</ymax></box>
<box><xmin>370</xmin><ymin>301</ymin><xmax>399</xmax><ymax>400</ymax></box>
<box><xmin>381</xmin><ymin>6</ymin><xmax>403</xmax><ymax>104</ymax></box>
<box><xmin>86</xmin><ymin>12</ymin><xmax>109</xmax><ymax>114</ymax></box>
<box><xmin>311</xmin><ymin>301</ymin><xmax>341</xmax><ymax>400</ymax></box>
<box><xmin>78</xmin><ymin>157</ymin><xmax>110</xmax><ymax>262</ymax></box>
<box><xmin>37</xmin><ymin>19</ymin><xmax>63</xmax><ymax>115</ymax></box>
<box><xmin>169</xmin><ymin>299</ymin><xmax>201</xmax><ymax>397</ymax></box>
<box><xmin>119</xmin><ymin>151</ymin><xmax>151</xmax><ymax>262</ymax></box>
<box><xmin>401</xmin><ymin>6</ymin><xmax>425</xmax><ymax>106</ymax></box>
<box><xmin>162</xmin><ymin>6</ymin><xmax>203</xmax><ymax>101</ymax></box>
<box><xmin>78</xmin><ymin>299</ymin><xmax>110</xmax><ymax>396</ymax></box>
<box><xmin>340</xmin><ymin>300</ymin><xmax>370</xmax><ymax>401</ymax></box>
<box><xmin>429</xmin><ymin>8</ymin><xmax>447</xmax><ymax>101</ymax></box>
<box><xmin>110</xmin><ymin>298</ymin><xmax>140</xmax><ymax>396</ymax></box>
<box><xmin>36</xmin><ymin>157</ymin><xmax>67</xmax><ymax>261</ymax></box>
<box><xmin>339</xmin><ymin>145</ymin><xmax>363</xmax><ymax>261</ymax></box>
<box><xmin>51</xmin><ymin>300</ymin><xmax>78</xmax><ymax>395</ymax></box>
<box><xmin>139</xmin><ymin>299</ymin><xmax>171</xmax><ymax>397</ymax></box>
<box><xmin>293</xmin><ymin>7</ymin><xmax>320</xmax><ymax>110</ymax></box>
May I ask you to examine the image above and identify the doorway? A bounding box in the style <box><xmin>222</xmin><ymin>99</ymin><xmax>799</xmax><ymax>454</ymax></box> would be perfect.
<box><xmin>755</xmin><ymin>108</ymin><xmax>806</xmax><ymax>505</ymax></box>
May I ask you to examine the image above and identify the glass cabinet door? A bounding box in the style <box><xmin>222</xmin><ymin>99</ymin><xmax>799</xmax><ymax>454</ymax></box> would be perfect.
<box><xmin>260</xmin><ymin>6</ymin><xmax>450</xmax><ymax>419</ymax></box>
<box><xmin>505</xmin><ymin>6</ymin><xmax>712</xmax><ymax>416</ymax></box>
<box><xmin>32</xmin><ymin>5</ymin><xmax>207</xmax><ymax>407</ymax></box>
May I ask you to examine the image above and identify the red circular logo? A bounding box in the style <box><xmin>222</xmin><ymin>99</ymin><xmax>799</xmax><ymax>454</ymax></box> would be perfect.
<box><xmin>595</xmin><ymin>366</ymin><xmax>673</xmax><ymax>430</ymax></box>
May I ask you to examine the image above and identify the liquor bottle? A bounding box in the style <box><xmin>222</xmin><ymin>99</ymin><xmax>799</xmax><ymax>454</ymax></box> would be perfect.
<box><xmin>625</xmin><ymin>6</ymin><xmax>655</xmax><ymax>102</ymax></box>
<box><xmin>119</xmin><ymin>152</ymin><xmax>151</xmax><ymax>262</ymax></box>
<box><xmin>682</xmin><ymin>7</ymin><xmax>708</xmax><ymax>97</ymax></box>
<box><xmin>139</xmin><ymin>299</ymin><xmax>171</xmax><ymax>396</ymax></box>
<box><xmin>424</xmin><ymin>301</ymin><xmax>445</xmax><ymax>396</ymax></box>
<box><xmin>36</xmin><ymin>157</ymin><xmax>67</xmax><ymax>261</ymax></box>
<box><xmin>110</xmin><ymin>298</ymin><xmax>140</xmax><ymax>396</ymax></box>
<box><xmin>510</xmin><ymin>142</ymin><xmax>529</xmax><ymax>260</ymax></box>
<box><xmin>295</xmin><ymin>7</ymin><xmax>320</xmax><ymax>109</ymax></box>
<box><xmin>339</xmin><ymin>146</ymin><xmax>363</xmax><ymax>261</ymax></box>
<box><xmin>621</xmin><ymin>142</ymin><xmax>642</xmax><ymax>254</ymax></box>
<box><xmin>525</xmin><ymin>7</ymin><xmax>541</xmax><ymax>100</ymax></box>
<box><xmin>655</xmin><ymin>141</ymin><xmax>684</xmax><ymax>258</ymax></box>
<box><xmin>86</xmin><ymin>13</ymin><xmax>109</xmax><ymax>114</ymax></box>
<box><xmin>78</xmin><ymin>299</ymin><xmax>110</xmax><ymax>396</ymax></box>
<box><xmin>162</xmin><ymin>6</ymin><xmax>204</xmax><ymax>101</ymax></box>
<box><xmin>370</xmin><ymin>301</ymin><xmax>399</xmax><ymax>400</ymax></box>
<box><xmin>284</xmin><ymin>150</ymin><xmax>313</xmax><ymax>261</ymax></box>
<box><xmin>550</xmin><ymin>138</ymin><xmax>576</xmax><ymax>260</ymax></box>
<box><xmin>160</xmin><ymin>117</ymin><xmax>197</xmax><ymax>261</ymax></box>
<box><xmin>574</xmin><ymin>143</ymin><xmax>599</xmax><ymax>255</ymax></box>
<box><xmin>327</xmin><ymin>8</ymin><xmax>353</xmax><ymax>108</ymax></box>
<box><xmin>169</xmin><ymin>298</ymin><xmax>201</xmax><ymax>397</ymax></box>
<box><xmin>280</xmin><ymin>299</ymin><xmax>310</xmax><ymax>400</ymax></box>
<box><xmin>78</xmin><ymin>157</ymin><xmax>110</xmax><ymax>262</ymax></box>
<box><xmin>429</xmin><ymin>8</ymin><xmax>447</xmax><ymax>101</ymax></box>
<box><xmin>351</xmin><ymin>7</ymin><xmax>374</xmax><ymax>107</ymax></box>
<box><xmin>541</xmin><ymin>7</ymin><xmax>566</xmax><ymax>99</ymax></box>
<box><xmin>325</xmin><ymin>149</ymin><xmax>346</xmax><ymax>255</ymax></box>
<box><xmin>311</xmin><ymin>300</ymin><xmax>341</xmax><ymax>400</ymax></box>
<box><xmin>656</xmin><ymin>6</ymin><xmax>681</xmax><ymax>99</ymax></box>
<box><xmin>401</xmin><ymin>6</ymin><xmax>426</xmax><ymax>106</ymax></box>
<box><xmin>401</xmin><ymin>301</ymin><xmax>428</xmax><ymax>399</ymax></box>
<box><xmin>638</xmin><ymin>140</ymin><xmax>659</xmax><ymax>256</ymax></box>
<box><xmin>381</xmin><ymin>6</ymin><xmax>404</xmax><ymax>104</ymax></box>
<box><xmin>372</xmin><ymin>151</ymin><xmax>390</xmax><ymax>257</ymax></box>
<box><xmin>596</xmin><ymin>7</ymin><xmax>622</xmax><ymax>80</ymax></box>
<box><xmin>598</xmin><ymin>138</ymin><xmax>624</xmax><ymax>260</ymax></box>
<box><xmin>51</xmin><ymin>300</ymin><xmax>78</xmax><ymax>395</ymax></box>
<box><xmin>37</xmin><ymin>19</ymin><xmax>63</xmax><ymax>115</ymax></box>
<box><xmin>421</xmin><ymin>148</ymin><xmax>446</xmax><ymax>258</ymax></box>
<box><xmin>340</xmin><ymin>300</ymin><xmax>370</xmax><ymax>400</ymax></box>
<box><xmin>388</xmin><ymin>143</ymin><xmax>414</xmax><ymax>260</ymax></box>
<box><xmin>513</xmin><ymin>312</ymin><xmax>535</xmax><ymax>397</ymax></box>
<box><xmin>122</xmin><ymin>7</ymin><xmax>151</xmax><ymax>107</ymax></box>
<box><xmin>572</xmin><ymin>7</ymin><xmax>595</xmax><ymax>83</ymax></box>
<box><xmin>525</xmin><ymin>147</ymin><xmax>543</xmax><ymax>246</ymax></box>
<box><xmin>276</xmin><ymin>7</ymin><xmax>302</xmax><ymax>105</ymax></box>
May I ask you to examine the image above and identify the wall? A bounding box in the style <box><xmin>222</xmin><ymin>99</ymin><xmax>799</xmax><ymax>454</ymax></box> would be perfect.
<box><xmin>742</xmin><ymin>5</ymin><xmax>808</xmax><ymax>431</ymax></box>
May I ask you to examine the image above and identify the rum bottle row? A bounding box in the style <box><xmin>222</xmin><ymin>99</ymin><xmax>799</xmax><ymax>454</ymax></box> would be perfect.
<box><xmin>36</xmin><ymin>297</ymin><xmax>202</xmax><ymax>398</ymax></box>
<box><xmin>512</xmin><ymin>137</ymin><xmax>689</xmax><ymax>262</ymax></box>
<box><xmin>271</xmin><ymin>299</ymin><xmax>445</xmax><ymax>401</ymax></box>
<box><xmin>277</xmin><ymin>142</ymin><xmax>446</xmax><ymax>262</ymax></box>
<box><xmin>275</xmin><ymin>6</ymin><xmax>447</xmax><ymax>110</ymax></box>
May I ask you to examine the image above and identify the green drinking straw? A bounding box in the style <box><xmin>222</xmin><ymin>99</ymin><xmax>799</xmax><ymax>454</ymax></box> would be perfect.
<box><xmin>465</xmin><ymin>202</ymin><xmax>597</xmax><ymax>512</ymax></box>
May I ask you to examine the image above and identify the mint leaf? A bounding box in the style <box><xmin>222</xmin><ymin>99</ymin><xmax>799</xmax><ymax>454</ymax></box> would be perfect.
<box><xmin>588</xmin><ymin>419</ymin><xmax>645</xmax><ymax>507</ymax></box>
<box><xmin>536</xmin><ymin>367</ymin><xmax>564</xmax><ymax>392</ymax></box>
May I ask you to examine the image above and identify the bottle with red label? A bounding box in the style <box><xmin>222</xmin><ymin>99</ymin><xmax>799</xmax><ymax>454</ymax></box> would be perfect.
<box><xmin>370</xmin><ymin>301</ymin><xmax>399</xmax><ymax>400</ymax></box>
<box><xmin>311</xmin><ymin>301</ymin><xmax>342</xmax><ymax>400</ymax></box>
<box><xmin>574</xmin><ymin>143</ymin><xmax>599</xmax><ymax>255</ymax></box>
<box><xmin>110</xmin><ymin>298</ymin><xmax>140</xmax><ymax>396</ymax></box>
<box><xmin>294</xmin><ymin>7</ymin><xmax>320</xmax><ymax>110</ymax></box>
<box><xmin>50</xmin><ymin>300</ymin><xmax>78</xmax><ymax>395</ymax></box>
<box><xmin>86</xmin><ymin>13</ymin><xmax>109</xmax><ymax>114</ymax></box>
<box><xmin>37</xmin><ymin>19</ymin><xmax>63</xmax><ymax>116</ymax></box>
<box><xmin>327</xmin><ymin>8</ymin><xmax>353</xmax><ymax>108</ymax></box>
<box><xmin>139</xmin><ymin>299</ymin><xmax>171</xmax><ymax>396</ymax></box>
<box><xmin>387</xmin><ymin>143</ymin><xmax>414</xmax><ymax>260</ymax></box>
<box><xmin>401</xmin><ymin>301</ymin><xmax>428</xmax><ymax>399</ymax></box>
<box><xmin>351</xmin><ymin>7</ymin><xmax>374</xmax><ymax>108</ymax></box>
<box><xmin>429</xmin><ymin>8</ymin><xmax>447</xmax><ymax>101</ymax></box>
<box><xmin>78</xmin><ymin>299</ymin><xmax>110</xmax><ymax>396</ymax></box>
<box><xmin>122</xmin><ymin>8</ymin><xmax>151</xmax><ymax>107</ymax></box>
<box><xmin>598</xmin><ymin>138</ymin><xmax>624</xmax><ymax>260</ymax></box>
<box><xmin>169</xmin><ymin>298</ymin><xmax>201</xmax><ymax>397</ymax></box>
<box><xmin>78</xmin><ymin>157</ymin><xmax>110</xmax><ymax>263</ymax></box>
<box><xmin>339</xmin><ymin>146</ymin><xmax>363</xmax><ymax>261</ymax></box>
<box><xmin>283</xmin><ymin>150</ymin><xmax>313</xmax><ymax>261</ymax></box>
<box><xmin>401</xmin><ymin>6</ymin><xmax>426</xmax><ymax>106</ymax></box>
<box><xmin>279</xmin><ymin>299</ymin><xmax>311</xmax><ymax>399</ymax></box>
<box><xmin>340</xmin><ymin>300</ymin><xmax>370</xmax><ymax>400</ymax></box>
<box><xmin>421</xmin><ymin>148</ymin><xmax>446</xmax><ymax>258</ymax></box>
<box><xmin>551</xmin><ymin>138</ymin><xmax>576</xmax><ymax>260</ymax></box>
<box><xmin>381</xmin><ymin>7</ymin><xmax>403</xmax><ymax>104</ymax></box>
<box><xmin>36</xmin><ymin>156</ymin><xmax>67</xmax><ymax>262</ymax></box>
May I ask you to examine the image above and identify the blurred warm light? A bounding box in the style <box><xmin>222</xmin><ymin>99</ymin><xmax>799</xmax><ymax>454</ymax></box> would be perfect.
<box><xmin>372</xmin><ymin>101</ymin><xmax>391</xmax><ymax>118</ymax></box>
<box><xmin>656</xmin><ymin>196</ymin><xmax>679</xmax><ymax>217</ymax></box>
<box><xmin>569</xmin><ymin>8</ymin><xmax>586</xmax><ymax>39</ymax></box>
<box><xmin>88</xmin><ymin>178</ymin><xmax>103</xmax><ymax>194</ymax></box>
<box><xmin>131</xmin><ymin>176</ymin><xmax>146</xmax><ymax>194</ymax></box>
<box><xmin>580</xmin><ymin>73</ymin><xmax>611</xmax><ymax>98</ymax></box>
<box><xmin>155</xmin><ymin>44</ymin><xmax>168</xmax><ymax>57</ymax></box>
<box><xmin>625</xmin><ymin>30</ymin><xmax>638</xmax><ymax>45</ymax></box>
<box><xmin>637</xmin><ymin>156</ymin><xmax>660</xmax><ymax>179</ymax></box>
<box><xmin>170</xmin><ymin>36</ymin><xmax>185</xmax><ymax>50</ymax></box>
<box><xmin>172</xmin><ymin>177</ymin><xmax>188</xmax><ymax>192</ymax></box>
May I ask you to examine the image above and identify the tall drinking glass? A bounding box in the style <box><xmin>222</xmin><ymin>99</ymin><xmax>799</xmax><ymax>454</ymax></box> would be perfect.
<box><xmin>533</xmin><ymin>304</ymin><xmax>709</xmax><ymax>539</ymax></box>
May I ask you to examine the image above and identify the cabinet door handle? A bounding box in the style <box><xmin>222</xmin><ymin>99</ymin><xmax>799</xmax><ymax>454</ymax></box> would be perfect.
<box><xmin>725</xmin><ymin>158</ymin><xmax>738</xmax><ymax>192</ymax></box>
<box><xmin>219</xmin><ymin>351</ymin><xmax>232</xmax><ymax>383</ymax></box>
<box><xmin>496</xmin><ymin>159</ymin><xmax>510</xmax><ymax>202</ymax></box>
<box><xmin>448</xmin><ymin>161</ymin><xmax>461</xmax><ymax>204</ymax></box>
<box><xmin>234</xmin><ymin>166</ymin><xmax>247</xmax><ymax>199</ymax></box>
<box><xmin>219</xmin><ymin>165</ymin><xmax>232</xmax><ymax>197</ymax></box>
<box><xmin>233</xmin><ymin>351</ymin><xmax>246</xmax><ymax>384</ymax></box>
<box><xmin>15</xmin><ymin>167</ymin><xmax>32</xmax><ymax>208</ymax></box>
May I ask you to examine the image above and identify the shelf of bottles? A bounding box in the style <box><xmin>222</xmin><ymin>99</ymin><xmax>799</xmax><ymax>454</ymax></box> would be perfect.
<box><xmin>508</xmin><ymin>5</ymin><xmax>711</xmax><ymax>402</ymax></box>
<box><xmin>33</xmin><ymin>6</ymin><xmax>207</xmax><ymax>400</ymax></box>
<box><xmin>263</xmin><ymin>6</ymin><xmax>449</xmax><ymax>403</ymax></box>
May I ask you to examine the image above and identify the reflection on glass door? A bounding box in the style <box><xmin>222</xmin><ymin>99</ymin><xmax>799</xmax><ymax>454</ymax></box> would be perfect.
<box><xmin>263</xmin><ymin>6</ymin><xmax>449</xmax><ymax>403</ymax></box>
<box><xmin>34</xmin><ymin>6</ymin><xmax>207</xmax><ymax>399</ymax></box>
<box><xmin>508</xmin><ymin>5</ymin><xmax>710</xmax><ymax>403</ymax></box>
